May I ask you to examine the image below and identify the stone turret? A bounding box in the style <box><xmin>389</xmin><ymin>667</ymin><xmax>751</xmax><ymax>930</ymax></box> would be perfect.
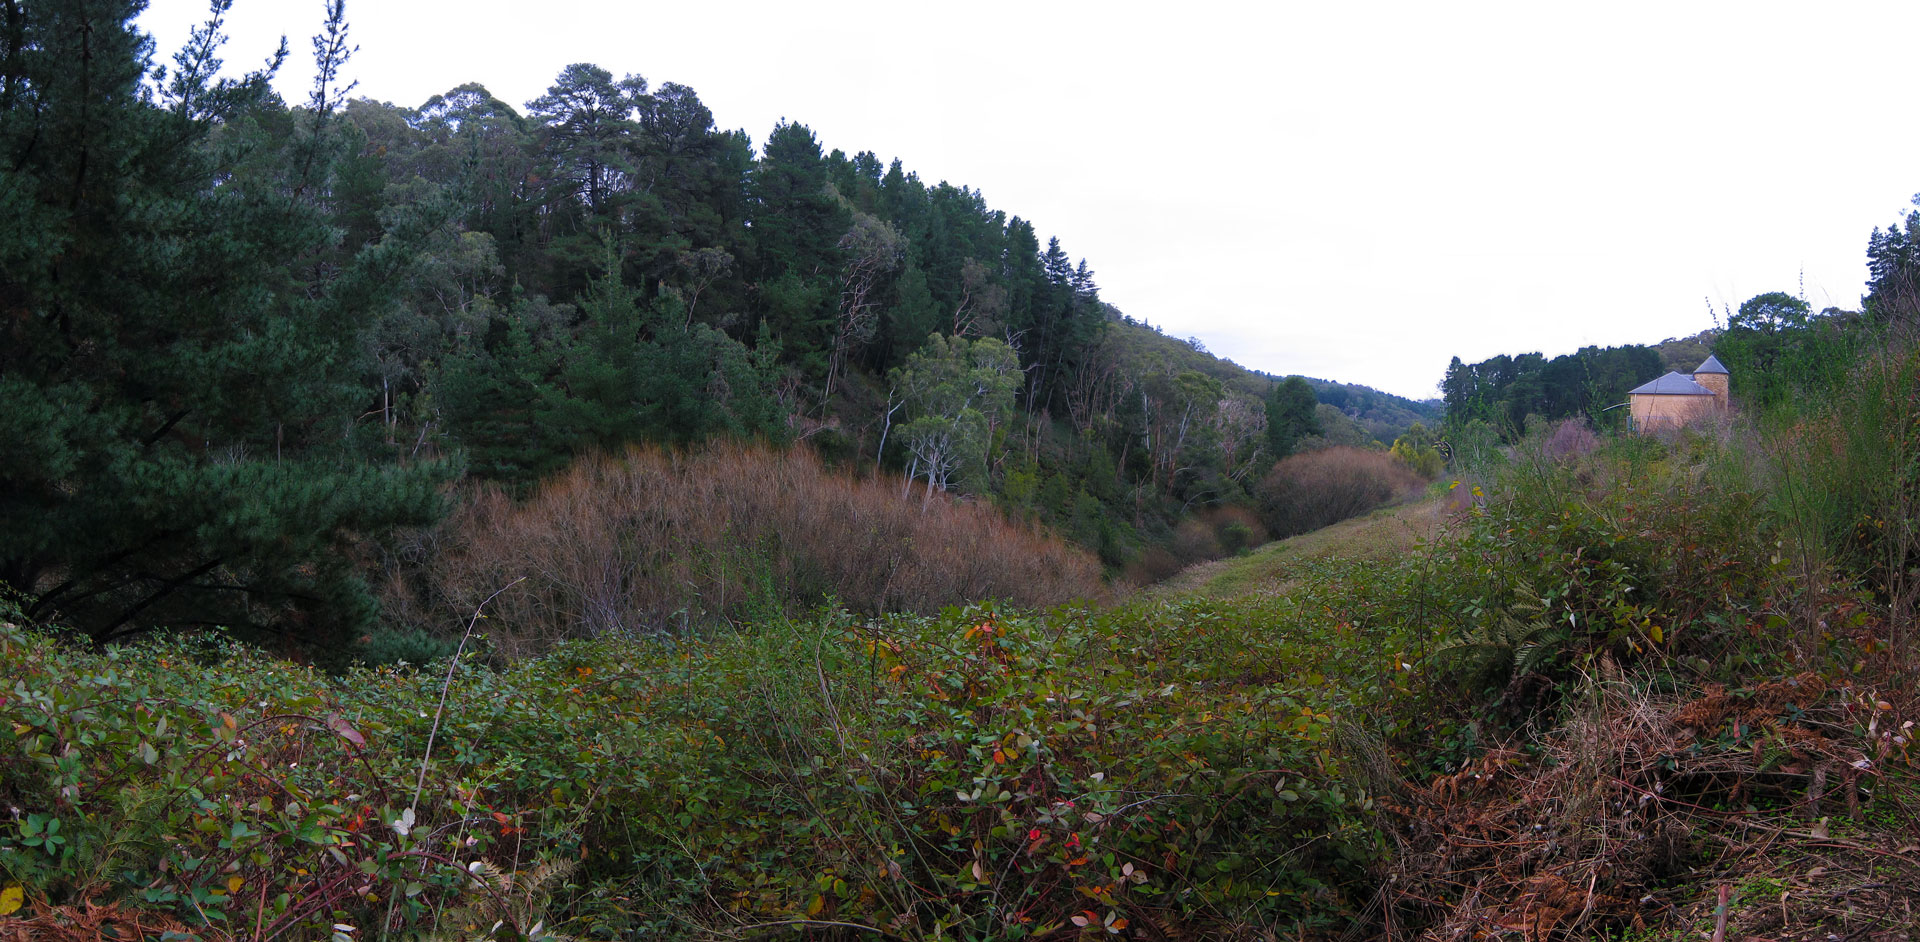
<box><xmin>1691</xmin><ymin>354</ymin><xmax>1729</xmax><ymax>409</ymax></box>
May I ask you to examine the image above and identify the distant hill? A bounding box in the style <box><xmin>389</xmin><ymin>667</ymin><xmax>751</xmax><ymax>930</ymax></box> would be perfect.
<box><xmin>1104</xmin><ymin>318</ymin><xmax>1442</xmax><ymax>446</ymax></box>
<box><xmin>1102</xmin><ymin>316</ymin><xmax>1270</xmax><ymax>398</ymax></box>
<box><xmin>1240</xmin><ymin>367</ymin><xmax>1444</xmax><ymax>445</ymax></box>
<box><xmin>1653</xmin><ymin>329</ymin><xmax>1720</xmax><ymax>373</ymax></box>
<box><xmin>1297</xmin><ymin>376</ymin><xmax>1445</xmax><ymax>444</ymax></box>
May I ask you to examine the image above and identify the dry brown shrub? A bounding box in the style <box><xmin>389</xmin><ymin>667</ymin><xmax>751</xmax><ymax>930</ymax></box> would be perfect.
<box><xmin>1203</xmin><ymin>504</ymin><xmax>1268</xmax><ymax>554</ymax></box>
<box><xmin>0</xmin><ymin>897</ymin><xmax>199</xmax><ymax>942</ymax></box>
<box><xmin>1255</xmin><ymin>445</ymin><xmax>1425</xmax><ymax>539</ymax></box>
<box><xmin>1541</xmin><ymin>417</ymin><xmax>1600</xmax><ymax>462</ymax></box>
<box><xmin>1381</xmin><ymin>670</ymin><xmax>1913</xmax><ymax>940</ymax></box>
<box><xmin>1169</xmin><ymin>518</ymin><xmax>1222</xmax><ymax>564</ymax></box>
<box><xmin>1122</xmin><ymin>546</ymin><xmax>1184</xmax><ymax>585</ymax></box>
<box><xmin>1672</xmin><ymin>671</ymin><xmax>1828</xmax><ymax>731</ymax></box>
<box><xmin>383</xmin><ymin>443</ymin><xmax>1105</xmax><ymax>652</ymax></box>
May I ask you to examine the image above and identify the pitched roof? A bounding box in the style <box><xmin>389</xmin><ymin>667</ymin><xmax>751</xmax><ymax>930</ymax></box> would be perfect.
<box><xmin>1629</xmin><ymin>372</ymin><xmax>1716</xmax><ymax>396</ymax></box>
<box><xmin>1693</xmin><ymin>354</ymin><xmax>1729</xmax><ymax>375</ymax></box>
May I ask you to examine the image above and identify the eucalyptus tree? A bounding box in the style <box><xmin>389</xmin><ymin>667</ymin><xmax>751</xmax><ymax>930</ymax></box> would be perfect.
<box><xmin>891</xmin><ymin>335</ymin><xmax>1021</xmax><ymax>503</ymax></box>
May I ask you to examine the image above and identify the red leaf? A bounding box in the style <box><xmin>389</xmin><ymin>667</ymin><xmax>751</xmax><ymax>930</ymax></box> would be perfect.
<box><xmin>326</xmin><ymin>714</ymin><xmax>366</xmax><ymax>746</ymax></box>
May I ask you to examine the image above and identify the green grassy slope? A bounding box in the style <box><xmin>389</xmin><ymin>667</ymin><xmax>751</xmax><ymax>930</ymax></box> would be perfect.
<box><xmin>1150</xmin><ymin>494</ymin><xmax>1447</xmax><ymax>601</ymax></box>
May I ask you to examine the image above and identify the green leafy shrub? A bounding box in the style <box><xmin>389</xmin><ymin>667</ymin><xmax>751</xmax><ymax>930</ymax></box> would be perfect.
<box><xmin>1211</xmin><ymin>505</ymin><xmax>1266</xmax><ymax>555</ymax></box>
<box><xmin>356</xmin><ymin>627</ymin><xmax>463</xmax><ymax>666</ymax></box>
<box><xmin>1419</xmin><ymin>435</ymin><xmax>1777</xmax><ymax>718</ymax></box>
<box><xmin>1389</xmin><ymin>421</ymin><xmax>1446</xmax><ymax>477</ymax></box>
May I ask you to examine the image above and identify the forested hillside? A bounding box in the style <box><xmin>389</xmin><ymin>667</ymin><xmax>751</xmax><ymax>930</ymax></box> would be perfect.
<box><xmin>1297</xmin><ymin>377</ymin><xmax>1443</xmax><ymax>446</ymax></box>
<box><xmin>338</xmin><ymin>77</ymin><xmax>1430</xmax><ymax>574</ymax></box>
<box><xmin>0</xmin><ymin>1</ymin><xmax>1445</xmax><ymax>652</ymax></box>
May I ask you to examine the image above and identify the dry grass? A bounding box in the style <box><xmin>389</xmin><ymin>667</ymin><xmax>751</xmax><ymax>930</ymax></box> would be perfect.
<box><xmin>383</xmin><ymin>443</ymin><xmax>1106</xmax><ymax>653</ymax></box>
<box><xmin>0</xmin><ymin>897</ymin><xmax>195</xmax><ymax>942</ymax></box>
<box><xmin>1378</xmin><ymin>617</ymin><xmax>1920</xmax><ymax>941</ymax></box>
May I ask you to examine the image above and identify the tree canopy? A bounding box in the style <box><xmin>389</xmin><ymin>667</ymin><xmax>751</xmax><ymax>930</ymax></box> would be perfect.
<box><xmin>1440</xmin><ymin>345</ymin><xmax>1663</xmax><ymax>437</ymax></box>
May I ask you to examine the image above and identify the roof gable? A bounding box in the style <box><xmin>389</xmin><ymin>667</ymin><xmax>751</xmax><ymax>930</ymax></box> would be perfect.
<box><xmin>1629</xmin><ymin>372</ymin><xmax>1715</xmax><ymax>396</ymax></box>
<box><xmin>1693</xmin><ymin>354</ymin><xmax>1729</xmax><ymax>375</ymax></box>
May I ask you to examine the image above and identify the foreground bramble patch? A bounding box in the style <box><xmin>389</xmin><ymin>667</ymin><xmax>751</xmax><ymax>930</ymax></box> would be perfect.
<box><xmin>0</xmin><ymin>589</ymin><xmax>1411</xmax><ymax>940</ymax></box>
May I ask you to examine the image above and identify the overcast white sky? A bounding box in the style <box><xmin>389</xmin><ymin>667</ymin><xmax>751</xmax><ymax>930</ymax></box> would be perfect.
<box><xmin>138</xmin><ymin>1</ymin><xmax>1920</xmax><ymax>400</ymax></box>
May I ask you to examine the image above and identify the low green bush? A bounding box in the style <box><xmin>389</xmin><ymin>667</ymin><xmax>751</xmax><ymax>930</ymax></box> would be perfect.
<box><xmin>1428</xmin><ymin>439</ymin><xmax>1775</xmax><ymax>681</ymax></box>
<box><xmin>1</xmin><ymin>582</ymin><xmax>1426</xmax><ymax>939</ymax></box>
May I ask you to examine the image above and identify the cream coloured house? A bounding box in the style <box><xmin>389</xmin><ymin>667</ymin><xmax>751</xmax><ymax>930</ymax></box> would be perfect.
<box><xmin>1627</xmin><ymin>355</ymin><xmax>1729</xmax><ymax>431</ymax></box>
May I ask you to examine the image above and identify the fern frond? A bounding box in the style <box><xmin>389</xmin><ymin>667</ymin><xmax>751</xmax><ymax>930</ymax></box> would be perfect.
<box><xmin>1513</xmin><ymin>626</ymin><xmax>1572</xmax><ymax>677</ymax></box>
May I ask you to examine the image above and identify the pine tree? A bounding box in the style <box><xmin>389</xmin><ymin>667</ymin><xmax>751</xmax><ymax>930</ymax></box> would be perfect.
<box><xmin>1265</xmin><ymin>376</ymin><xmax>1321</xmax><ymax>458</ymax></box>
<box><xmin>749</xmin><ymin>121</ymin><xmax>850</xmax><ymax>387</ymax></box>
<box><xmin>0</xmin><ymin>0</ymin><xmax>449</xmax><ymax>644</ymax></box>
<box><xmin>1868</xmin><ymin>204</ymin><xmax>1920</xmax><ymax>327</ymax></box>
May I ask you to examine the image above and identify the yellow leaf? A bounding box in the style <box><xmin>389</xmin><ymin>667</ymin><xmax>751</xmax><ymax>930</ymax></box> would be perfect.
<box><xmin>806</xmin><ymin>894</ymin><xmax>824</xmax><ymax>916</ymax></box>
<box><xmin>1649</xmin><ymin>624</ymin><xmax>1664</xmax><ymax>644</ymax></box>
<box><xmin>228</xmin><ymin>876</ymin><xmax>245</xmax><ymax>895</ymax></box>
<box><xmin>1</xmin><ymin>882</ymin><xmax>23</xmax><ymax>916</ymax></box>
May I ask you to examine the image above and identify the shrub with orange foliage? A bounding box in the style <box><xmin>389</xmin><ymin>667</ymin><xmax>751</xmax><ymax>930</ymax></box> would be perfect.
<box><xmin>1255</xmin><ymin>446</ymin><xmax>1425</xmax><ymax>539</ymax></box>
<box><xmin>383</xmin><ymin>444</ymin><xmax>1105</xmax><ymax>652</ymax></box>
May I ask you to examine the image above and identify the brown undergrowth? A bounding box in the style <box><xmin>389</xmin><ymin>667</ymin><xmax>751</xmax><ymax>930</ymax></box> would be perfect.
<box><xmin>1256</xmin><ymin>446</ymin><xmax>1429</xmax><ymax>541</ymax></box>
<box><xmin>0</xmin><ymin>896</ymin><xmax>195</xmax><ymax>942</ymax></box>
<box><xmin>1378</xmin><ymin>628</ymin><xmax>1920</xmax><ymax>941</ymax></box>
<box><xmin>381</xmin><ymin>443</ymin><xmax>1107</xmax><ymax>654</ymax></box>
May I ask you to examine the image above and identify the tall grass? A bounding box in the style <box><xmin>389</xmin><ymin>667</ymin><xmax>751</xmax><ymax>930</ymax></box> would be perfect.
<box><xmin>382</xmin><ymin>443</ymin><xmax>1106</xmax><ymax>652</ymax></box>
<box><xmin>1756</xmin><ymin>341</ymin><xmax>1920</xmax><ymax>652</ymax></box>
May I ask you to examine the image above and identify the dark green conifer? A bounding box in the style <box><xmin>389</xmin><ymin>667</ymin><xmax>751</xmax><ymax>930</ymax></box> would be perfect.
<box><xmin>1266</xmin><ymin>376</ymin><xmax>1322</xmax><ymax>458</ymax></box>
<box><xmin>0</xmin><ymin>0</ymin><xmax>450</xmax><ymax>644</ymax></box>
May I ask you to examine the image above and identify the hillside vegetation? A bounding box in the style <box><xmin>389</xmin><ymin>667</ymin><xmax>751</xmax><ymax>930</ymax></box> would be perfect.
<box><xmin>8</xmin><ymin>329</ymin><xmax>1920</xmax><ymax>938</ymax></box>
<box><xmin>10</xmin><ymin>4</ymin><xmax>1920</xmax><ymax>941</ymax></box>
<box><xmin>1150</xmin><ymin>492</ymin><xmax>1444</xmax><ymax>602</ymax></box>
<box><xmin>0</xmin><ymin>0</ymin><xmax>1443</xmax><ymax>657</ymax></box>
